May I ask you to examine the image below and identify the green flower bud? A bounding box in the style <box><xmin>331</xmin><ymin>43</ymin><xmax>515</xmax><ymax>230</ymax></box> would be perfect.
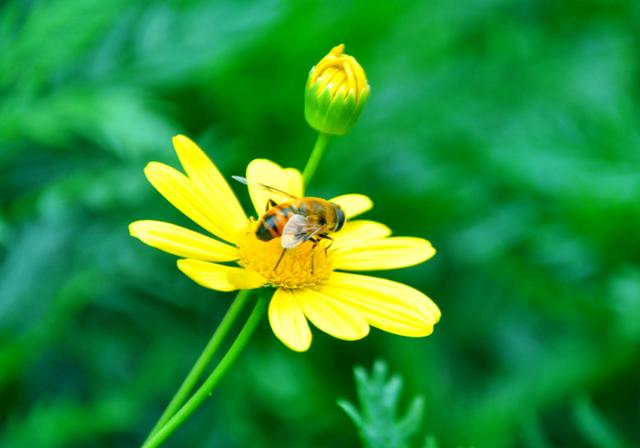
<box><xmin>304</xmin><ymin>44</ymin><xmax>370</xmax><ymax>136</ymax></box>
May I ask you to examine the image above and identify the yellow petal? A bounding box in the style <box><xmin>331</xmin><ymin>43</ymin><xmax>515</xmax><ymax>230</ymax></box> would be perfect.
<box><xmin>330</xmin><ymin>194</ymin><xmax>372</xmax><ymax>218</ymax></box>
<box><xmin>268</xmin><ymin>288</ymin><xmax>312</xmax><ymax>352</ymax></box>
<box><xmin>129</xmin><ymin>220</ymin><xmax>239</xmax><ymax>261</ymax></box>
<box><xmin>332</xmin><ymin>220</ymin><xmax>391</xmax><ymax>249</ymax></box>
<box><xmin>172</xmin><ymin>135</ymin><xmax>247</xmax><ymax>242</ymax></box>
<box><xmin>333</xmin><ymin>237</ymin><xmax>436</xmax><ymax>271</ymax></box>
<box><xmin>177</xmin><ymin>259</ymin><xmax>266</xmax><ymax>292</ymax></box>
<box><xmin>144</xmin><ymin>162</ymin><xmax>241</xmax><ymax>244</ymax></box>
<box><xmin>317</xmin><ymin>272</ymin><xmax>440</xmax><ymax>337</ymax></box>
<box><xmin>246</xmin><ymin>159</ymin><xmax>303</xmax><ymax>216</ymax></box>
<box><xmin>298</xmin><ymin>288</ymin><xmax>369</xmax><ymax>341</ymax></box>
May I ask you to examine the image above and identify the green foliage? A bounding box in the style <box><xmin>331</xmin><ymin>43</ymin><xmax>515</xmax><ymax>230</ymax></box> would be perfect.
<box><xmin>572</xmin><ymin>395</ymin><xmax>625</xmax><ymax>448</ymax></box>
<box><xmin>1</xmin><ymin>0</ymin><xmax>640</xmax><ymax>446</ymax></box>
<box><xmin>338</xmin><ymin>360</ymin><xmax>426</xmax><ymax>448</ymax></box>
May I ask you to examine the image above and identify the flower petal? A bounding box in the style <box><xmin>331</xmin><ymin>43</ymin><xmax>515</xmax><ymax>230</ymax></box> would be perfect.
<box><xmin>129</xmin><ymin>220</ymin><xmax>239</xmax><ymax>261</ymax></box>
<box><xmin>269</xmin><ymin>288</ymin><xmax>312</xmax><ymax>352</ymax></box>
<box><xmin>172</xmin><ymin>135</ymin><xmax>247</xmax><ymax>241</ymax></box>
<box><xmin>298</xmin><ymin>288</ymin><xmax>369</xmax><ymax>341</ymax></box>
<box><xmin>246</xmin><ymin>159</ymin><xmax>303</xmax><ymax>215</ymax></box>
<box><xmin>333</xmin><ymin>237</ymin><xmax>436</xmax><ymax>271</ymax></box>
<box><xmin>317</xmin><ymin>272</ymin><xmax>440</xmax><ymax>337</ymax></box>
<box><xmin>332</xmin><ymin>220</ymin><xmax>391</xmax><ymax>249</ymax></box>
<box><xmin>144</xmin><ymin>162</ymin><xmax>241</xmax><ymax>244</ymax></box>
<box><xmin>330</xmin><ymin>194</ymin><xmax>372</xmax><ymax>218</ymax></box>
<box><xmin>177</xmin><ymin>259</ymin><xmax>266</xmax><ymax>292</ymax></box>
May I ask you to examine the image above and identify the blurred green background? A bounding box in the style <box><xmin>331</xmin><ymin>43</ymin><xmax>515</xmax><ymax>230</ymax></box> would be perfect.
<box><xmin>2</xmin><ymin>0</ymin><xmax>640</xmax><ymax>446</ymax></box>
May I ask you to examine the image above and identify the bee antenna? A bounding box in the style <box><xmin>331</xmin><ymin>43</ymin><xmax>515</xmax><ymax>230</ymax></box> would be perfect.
<box><xmin>231</xmin><ymin>175</ymin><xmax>249</xmax><ymax>185</ymax></box>
<box><xmin>230</xmin><ymin>175</ymin><xmax>299</xmax><ymax>199</ymax></box>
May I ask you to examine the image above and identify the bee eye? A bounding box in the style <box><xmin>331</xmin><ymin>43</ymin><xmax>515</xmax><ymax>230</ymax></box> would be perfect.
<box><xmin>334</xmin><ymin>207</ymin><xmax>345</xmax><ymax>232</ymax></box>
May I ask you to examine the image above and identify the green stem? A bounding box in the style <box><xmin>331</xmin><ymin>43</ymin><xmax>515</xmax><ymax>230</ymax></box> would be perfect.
<box><xmin>302</xmin><ymin>132</ymin><xmax>331</xmax><ymax>187</ymax></box>
<box><xmin>141</xmin><ymin>296</ymin><xmax>267</xmax><ymax>448</ymax></box>
<box><xmin>143</xmin><ymin>289</ymin><xmax>251</xmax><ymax>443</ymax></box>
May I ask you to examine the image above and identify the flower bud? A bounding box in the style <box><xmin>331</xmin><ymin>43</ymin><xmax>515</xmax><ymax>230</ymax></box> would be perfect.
<box><xmin>304</xmin><ymin>44</ymin><xmax>370</xmax><ymax>136</ymax></box>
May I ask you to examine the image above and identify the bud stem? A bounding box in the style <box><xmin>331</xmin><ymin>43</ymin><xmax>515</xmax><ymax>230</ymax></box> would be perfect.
<box><xmin>302</xmin><ymin>132</ymin><xmax>331</xmax><ymax>187</ymax></box>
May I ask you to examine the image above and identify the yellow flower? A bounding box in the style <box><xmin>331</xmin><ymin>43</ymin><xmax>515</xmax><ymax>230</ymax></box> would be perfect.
<box><xmin>130</xmin><ymin>135</ymin><xmax>440</xmax><ymax>352</ymax></box>
<box><xmin>305</xmin><ymin>44</ymin><xmax>370</xmax><ymax>135</ymax></box>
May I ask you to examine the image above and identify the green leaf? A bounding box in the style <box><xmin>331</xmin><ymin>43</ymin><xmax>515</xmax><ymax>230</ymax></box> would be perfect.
<box><xmin>338</xmin><ymin>360</ymin><xmax>430</xmax><ymax>448</ymax></box>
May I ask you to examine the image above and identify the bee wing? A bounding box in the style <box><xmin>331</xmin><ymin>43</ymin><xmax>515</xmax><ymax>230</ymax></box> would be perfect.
<box><xmin>281</xmin><ymin>214</ymin><xmax>324</xmax><ymax>249</ymax></box>
<box><xmin>231</xmin><ymin>176</ymin><xmax>299</xmax><ymax>200</ymax></box>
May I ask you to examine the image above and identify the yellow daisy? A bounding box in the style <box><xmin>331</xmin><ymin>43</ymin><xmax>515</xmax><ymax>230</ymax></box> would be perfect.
<box><xmin>130</xmin><ymin>135</ymin><xmax>440</xmax><ymax>352</ymax></box>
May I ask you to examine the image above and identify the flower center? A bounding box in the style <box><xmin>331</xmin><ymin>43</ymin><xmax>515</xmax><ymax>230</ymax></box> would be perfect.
<box><xmin>237</xmin><ymin>222</ymin><xmax>333</xmax><ymax>289</ymax></box>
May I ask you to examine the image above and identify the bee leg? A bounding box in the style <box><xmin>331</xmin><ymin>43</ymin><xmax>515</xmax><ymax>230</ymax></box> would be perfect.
<box><xmin>308</xmin><ymin>237</ymin><xmax>320</xmax><ymax>274</ymax></box>
<box><xmin>265</xmin><ymin>199</ymin><xmax>277</xmax><ymax>212</ymax></box>
<box><xmin>273</xmin><ymin>248</ymin><xmax>287</xmax><ymax>271</ymax></box>
<box><xmin>318</xmin><ymin>234</ymin><xmax>334</xmax><ymax>258</ymax></box>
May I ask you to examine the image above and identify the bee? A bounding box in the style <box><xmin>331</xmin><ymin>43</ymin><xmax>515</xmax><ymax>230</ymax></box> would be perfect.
<box><xmin>232</xmin><ymin>176</ymin><xmax>346</xmax><ymax>270</ymax></box>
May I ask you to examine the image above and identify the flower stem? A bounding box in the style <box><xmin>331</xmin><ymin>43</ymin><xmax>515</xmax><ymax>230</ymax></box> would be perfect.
<box><xmin>302</xmin><ymin>132</ymin><xmax>331</xmax><ymax>187</ymax></box>
<box><xmin>143</xmin><ymin>289</ymin><xmax>251</xmax><ymax>443</ymax></box>
<box><xmin>141</xmin><ymin>296</ymin><xmax>267</xmax><ymax>448</ymax></box>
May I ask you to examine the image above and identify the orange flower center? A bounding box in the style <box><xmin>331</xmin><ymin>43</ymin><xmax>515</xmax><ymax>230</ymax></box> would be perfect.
<box><xmin>237</xmin><ymin>221</ymin><xmax>333</xmax><ymax>289</ymax></box>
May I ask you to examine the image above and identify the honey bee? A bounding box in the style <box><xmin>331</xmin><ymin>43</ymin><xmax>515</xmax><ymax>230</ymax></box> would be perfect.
<box><xmin>232</xmin><ymin>176</ymin><xmax>346</xmax><ymax>269</ymax></box>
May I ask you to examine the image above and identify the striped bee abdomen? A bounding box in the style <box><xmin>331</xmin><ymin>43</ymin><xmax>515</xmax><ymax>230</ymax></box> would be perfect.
<box><xmin>255</xmin><ymin>204</ymin><xmax>298</xmax><ymax>241</ymax></box>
